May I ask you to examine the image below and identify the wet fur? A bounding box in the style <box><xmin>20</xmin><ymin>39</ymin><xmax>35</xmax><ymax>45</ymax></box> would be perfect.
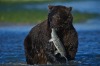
<box><xmin>24</xmin><ymin>5</ymin><xmax>78</xmax><ymax>65</ymax></box>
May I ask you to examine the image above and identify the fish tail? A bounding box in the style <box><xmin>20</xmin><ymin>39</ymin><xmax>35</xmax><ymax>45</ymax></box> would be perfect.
<box><xmin>64</xmin><ymin>56</ymin><xmax>68</xmax><ymax>64</ymax></box>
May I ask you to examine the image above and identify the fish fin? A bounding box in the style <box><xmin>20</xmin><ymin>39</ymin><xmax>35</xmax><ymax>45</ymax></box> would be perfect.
<box><xmin>49</xmin><ymin>38</ymin><xmax>53</xmax><ymax>42</ymax></box>
<box><xmin>54</xmin><ymin>50</ymin><xmax>59</xmax><ymax>55</ymax></box>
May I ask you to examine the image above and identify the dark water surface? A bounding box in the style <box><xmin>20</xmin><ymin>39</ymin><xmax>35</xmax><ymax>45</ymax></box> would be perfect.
<box><xmin>0</xmin><ymin>1</ymin><xmax>100</xmax><ymax>14</ymax></box>
<box><xmin>0</xmin><ymin>19</ymin><xmax>100</xmax><ymax>66</ymax></box>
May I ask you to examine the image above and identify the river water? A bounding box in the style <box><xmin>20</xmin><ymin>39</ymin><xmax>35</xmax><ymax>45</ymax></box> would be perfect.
<box><xmin>0</xmin><ymin>18</ymin><xmax>100</xmax><ymax>66</ymax></box>
<box><xmin>0</xmin><ymin>0</ymin><xmax>100</xmax><ymax>66</ymax></box>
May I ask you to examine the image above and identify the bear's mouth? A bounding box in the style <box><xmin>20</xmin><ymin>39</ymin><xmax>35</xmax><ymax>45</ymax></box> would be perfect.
<box><xmin>54</xmin><ymin>23</ymin><xmax>67</xmax><ymax>30</ymax></box>
<box><xmin>53</xmin><ymin>26</ymin><xmax>65</xmax><ymax>31</ymax></box>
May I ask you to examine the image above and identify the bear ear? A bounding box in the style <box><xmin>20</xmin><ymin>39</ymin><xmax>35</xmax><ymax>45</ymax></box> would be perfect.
<box><xmin>48</xmin><ymin>5</ymin><xmax>54</xmax><ymax>10</ymax></box>
<box><xmin>69</xmin><ymin>7</ymin><xmax>72</xmax><ymax>11</ymax></box>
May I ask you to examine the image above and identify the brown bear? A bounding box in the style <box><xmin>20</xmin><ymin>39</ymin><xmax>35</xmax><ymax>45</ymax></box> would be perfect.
<box><xmin>24</xmin><ymin>5</ymin><xmax>78</xmax><ymax>65</ymax></box>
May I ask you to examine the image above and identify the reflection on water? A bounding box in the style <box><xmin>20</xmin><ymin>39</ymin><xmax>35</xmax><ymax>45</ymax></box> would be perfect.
<box><xmin>22</xmin><ymin>0</ymin><xmax>100</xmax><ymax>14</ymax></box>
<box><xmin>53</xmin><ymin>1</ymin><xmax>100</xmax><ymax>13</ymax></box>
<box><xmin>0</xmin><ymin>1</ymin><xmax>100</xmax><ymax>14</ymax></box>
<box><xmin>0</xmin><ymin>19</ymin><xmax>100</xmax><ymax>65</ymax></box>
<box><xmin>74</xmin><ymin>18</ymin><xmax>100</xmax><ymax>31</ymax></box>
<box><xmin>0</xmin><ymin>26</ymin><xmax>32</xmax><ymax>64</ymax></box>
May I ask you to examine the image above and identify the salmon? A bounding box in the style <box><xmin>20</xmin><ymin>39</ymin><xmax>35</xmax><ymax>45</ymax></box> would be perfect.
<box><xmin>49</xmin><ymin>28</ymin><xmax>68</xmax><ymax>63</ymax></box>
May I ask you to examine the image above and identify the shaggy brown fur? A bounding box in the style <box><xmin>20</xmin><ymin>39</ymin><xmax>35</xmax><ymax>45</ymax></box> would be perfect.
<box><xmin>24</xmin><ymin>5</ymin><xmax>78</xmax><ymax>65</ymax></box>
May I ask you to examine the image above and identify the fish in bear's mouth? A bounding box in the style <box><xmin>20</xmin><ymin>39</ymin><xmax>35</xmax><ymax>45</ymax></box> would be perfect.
<box><xmin>49</xmin><ymin>28</ymin><xmax>68</xmax><ymax>63</ymax></box>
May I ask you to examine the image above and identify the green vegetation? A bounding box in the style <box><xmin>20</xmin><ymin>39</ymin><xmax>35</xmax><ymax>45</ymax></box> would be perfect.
<box><xmin>0</xmin><ymin>1</ymin><xmax>100</xmax><ymax>24</ymax></box>
<box><xmin>0</xmin><ymin>0</ymin><xmax>67</xmax><ymax>4</ymax></box>
<box><xmin>0</xmin><ymin>10</ymin><xmax>48</xmax><ymax>24</ymax></box>
<box><xmin>0</xmin><ymin>10</ymin><xmax>99</xmax><ymax>24</ymax></box>
<box><xmin>73</xmin><ymin>12</ymin><xmax>100</xmax><ymax>23</ymax></box>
